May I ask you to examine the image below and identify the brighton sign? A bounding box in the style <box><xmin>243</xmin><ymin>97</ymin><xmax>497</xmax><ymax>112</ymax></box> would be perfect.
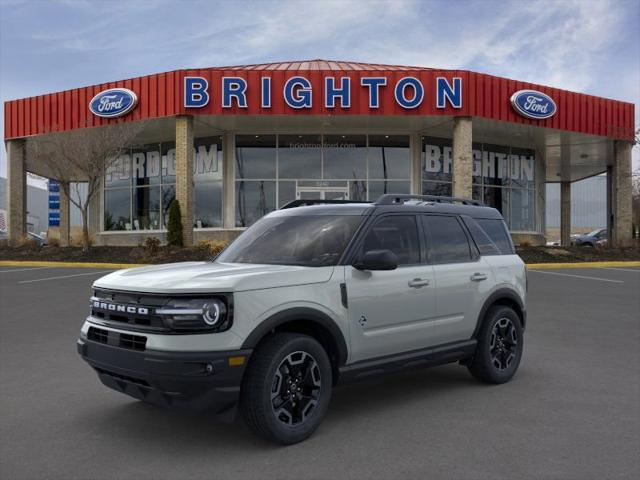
<box><xmin>183</xmin><ymin>76</ymin><xmax>464</xmax><ymax>110</ymax></box>
<box><xmin>510</xmin><ymin>89</ymin><xmax>557</xmax><ymax>120</ymax></box>
<box><xmin>89</xmin><ymin>88</ymin><xmax>138</xmax><ymax>118</ymax></box>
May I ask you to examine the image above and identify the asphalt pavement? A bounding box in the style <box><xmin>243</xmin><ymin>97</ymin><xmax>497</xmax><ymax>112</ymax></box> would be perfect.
<box><xmin>1</xmin><ymin>265</ymin><xmax>639</xmax><ymax>480</ymax></box>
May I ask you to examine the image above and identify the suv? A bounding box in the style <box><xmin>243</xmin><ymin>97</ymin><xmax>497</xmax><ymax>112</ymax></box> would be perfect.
<box><xmin>77</xmin><ymin>194</ymin><xmax>526</xmax><ymax>444</ymax></box>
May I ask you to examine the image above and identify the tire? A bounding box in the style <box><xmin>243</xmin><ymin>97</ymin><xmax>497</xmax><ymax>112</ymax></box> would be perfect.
<box><xmin>468</xmin><ymin>306</ymin><xmax>523</xmax><ymax>384</ymax></box>
<box><xmin>240</xmin><ymin>333</ymin><xmax>332</xmax><ymax>444</ymax></box>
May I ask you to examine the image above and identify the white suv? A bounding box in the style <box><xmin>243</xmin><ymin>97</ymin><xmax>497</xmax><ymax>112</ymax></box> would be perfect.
<box><xmin>78</xmin><ymin>194</ymin><xmax>526</xmax><ymax>444</ymax></box>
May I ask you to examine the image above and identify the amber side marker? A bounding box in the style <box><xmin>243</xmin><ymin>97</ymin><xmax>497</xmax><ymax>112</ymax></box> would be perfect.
<box><xmin>228</xmin><ymin>356</ymin><xmax>246</xmax><ymax>366</ymax></box>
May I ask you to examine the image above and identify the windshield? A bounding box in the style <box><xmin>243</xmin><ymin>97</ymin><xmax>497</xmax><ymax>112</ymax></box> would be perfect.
<box><xmin>217</xmin><ymin>215</ymin><xmax>363</xmax><ymax>267</ymax></box>
<box><xmin>587</xmin><ymin>229</ymin><xmax>604</xmax><ymax>237</ymax></box>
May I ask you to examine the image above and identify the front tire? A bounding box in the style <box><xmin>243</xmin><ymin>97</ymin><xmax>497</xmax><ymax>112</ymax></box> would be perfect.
<box><xmin>240</xmin><ymin>333</ymin><xmax>332</xmax><ymax>444</ymax></box>
<box><xmin>468</xmin><ymin>306</ymin><xmax>523</xmax><ymax>384</ymax></box>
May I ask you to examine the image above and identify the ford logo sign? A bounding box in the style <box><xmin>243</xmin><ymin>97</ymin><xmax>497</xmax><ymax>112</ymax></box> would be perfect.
<box><xmin>510</xmin><ymin>89</ymin><xmax>556</xmax><ymax>120</ymax></box>
<box><xmin>89</xmin><ymin>88</ymin><xmax>138</xmax><ymax>118</ymax></box>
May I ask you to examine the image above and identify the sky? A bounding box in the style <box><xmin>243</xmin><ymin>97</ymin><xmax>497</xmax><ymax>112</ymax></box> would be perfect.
<box><xmin>1</xmin><ymin>0</ymin><xmax>639</xmax><ymax>183</ymax></box>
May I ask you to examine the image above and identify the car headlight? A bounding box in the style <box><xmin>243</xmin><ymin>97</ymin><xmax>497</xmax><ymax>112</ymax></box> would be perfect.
<box><xmin>156</xmin><ymin>297</ymin><xmax>231</xmax><ymax>332</ymax></box>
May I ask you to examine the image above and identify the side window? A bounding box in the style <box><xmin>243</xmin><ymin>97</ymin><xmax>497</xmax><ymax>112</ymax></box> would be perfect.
<box><xmin>462</xmin><ymin>216</ymin><xmax>501</xmax><ymax>256</ymax></box>
<box><xmin>360</xmin><ymin>215</ymin><xmax>420</xmax><ymax>265</ymax></box>
<box><xmin>424</xmin><ymin>215</ymin><xmax>472</xmax><ymax>264</ymax></box>
<box><xmin>476</xmin><ymin>218</ymin><xmax>514</xmax><ymax>254</ymax></box>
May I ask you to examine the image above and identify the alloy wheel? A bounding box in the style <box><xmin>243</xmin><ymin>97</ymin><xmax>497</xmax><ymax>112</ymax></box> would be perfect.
<box><xmin>490</xmin><ymin>317</ymin><xmax>518</xmax><ymax>370</ymax></box>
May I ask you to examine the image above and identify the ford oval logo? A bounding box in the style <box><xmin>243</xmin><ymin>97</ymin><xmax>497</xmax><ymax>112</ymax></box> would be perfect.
<box><xmin>510</xmin><ymin>89</ymin><xmax>556</xmax><ymax>120</ymax></box>
<box><xmin>89</xmin><ymin>88</ymin><xmax>138</xmax><ymax>118</ymax></box>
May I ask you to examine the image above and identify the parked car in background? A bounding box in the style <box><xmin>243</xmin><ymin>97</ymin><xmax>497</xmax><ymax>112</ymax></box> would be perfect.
<box><xmin>571</xmin><ymin>229</ymin><xmax>607</xmax><ymax>247</ymax></box>
<box><xmin>27</xmin><ymin>231</ymin><xmax>48</xmax><ymax>246</ymax></box>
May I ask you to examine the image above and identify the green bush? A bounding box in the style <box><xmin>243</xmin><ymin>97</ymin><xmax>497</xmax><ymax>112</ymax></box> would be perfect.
<box><xmin>166</xmin><ymin>200</ymin><xmax>183</xmax><ymax>247</ymax></box>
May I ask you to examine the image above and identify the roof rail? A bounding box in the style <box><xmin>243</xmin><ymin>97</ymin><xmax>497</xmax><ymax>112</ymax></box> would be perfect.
<box><xmin>375</xmin><ymin>194</ymin><xmax>485</xmax><ymax>206</ymax></box>
<box><xmin>280</xmin><ymin>199</ymin><xmax>372</xmax><ymax>209</ymax></box>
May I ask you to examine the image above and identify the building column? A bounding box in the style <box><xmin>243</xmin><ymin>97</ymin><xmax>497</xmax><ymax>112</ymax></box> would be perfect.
<box><xmin>175</xmin><ymin>115</ymin><xmax>194</xmax><ymax>246</ymax></box>
<box><xmin>560</xmin><ymin>181</ymin><xmax>571</xmax><ymax>246</ymax></box>
<box><xmin>452</xmin><ymin>117</ymin><xmax>473</xmax><ymax>198</ymax></box>
<box><xmin>59</xmin><ymin>181</ymin><xmax>70</xmax><ymax>247</ymax></box>
<box><xmin>222</xmin><ymin>133</ymin><xmax>236</xmax><ymax>229</ymax></box>
<box><xmin>6</xmin><ymin>139</ymin><xmax>27</xmax><ymax>245</ymax></box>
<box><xmin>610</xmin><ymin>141</ymin><xmax>633</xmax><ymax>247</ymax></box>
<box><xmin>410</xmin><ymin>133</ymin><xmax>422</xmax><ymax>195</ymax></box>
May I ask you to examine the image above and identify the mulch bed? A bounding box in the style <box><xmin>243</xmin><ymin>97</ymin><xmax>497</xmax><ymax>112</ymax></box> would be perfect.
<box><xmin>516</xmin><ymin>245</ymin><xmax>640</xmax><ymax>263</ymax></box>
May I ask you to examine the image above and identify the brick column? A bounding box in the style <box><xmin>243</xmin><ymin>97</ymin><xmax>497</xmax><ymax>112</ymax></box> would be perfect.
<box><xmin>222</xmin><ymin>133</ymin><xmax>236</xmax><ymax>229</ymax></box>
<box><xmin>6</xmin><ymin>139</ymin><xmax>27</xmax><ymax>245</ymax></box>
<box><xmin>409</xmin><ymin>133</ymin><xmax>422</xmax><ymax>194</ymax></box>
<box><xmin>560</xmin><ymin>181</ymin><xmax>571</xmax><ymax>246</ymax></box>
<box><xmin>175</xmin><ymin>115</ymin><xmax>194</xmax><ymax>246</ymax></box>
<box><xmin>610</xmin><ymin>141</ymin><xmax>633</xmax><ymax>247</ymax></box>
<box><xmin>452</xmin><ymin>117</ymin><xmax>472</xmax><ymax>198</ymax></box>
<box><xmin>59</xmin><ymin>181</ymin><xmax>71</xmax><ymax>247</ymax></box>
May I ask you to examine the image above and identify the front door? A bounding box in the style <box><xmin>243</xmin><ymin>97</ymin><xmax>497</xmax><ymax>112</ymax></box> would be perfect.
<box><xmin>345</xmin><ymin>214</ymin><xmax>438</xmax><ymax>363</ymax></box>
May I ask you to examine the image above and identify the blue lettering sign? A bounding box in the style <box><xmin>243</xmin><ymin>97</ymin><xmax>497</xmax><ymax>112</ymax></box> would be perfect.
<box><xmin>394</xmin><ymin>77</ymin><xmax>424</xmax><ymax>109</ymax></box>
<box><xmin>325</xmin><ymin>77</ymin><xmax>351</xmax><ymax>108</ymax></box>
<box><xmin>261</xmin><ymin>77</ymin><xmax>271</xmax><ymax>108</ymax></box>
<box><xmin>360</xmin><ymin>77</ymin><xmax>387</xmax><ymax>108</ymax></box>
<box><xmin>283</xmin><ymin>76</ymin><xmax>312</xmax><ymax>109</ymax></box>
<box><xmin>184</xmin><ymin>77</ymin><xmax>209</xmax><ymax>108</ymax></box>
<box><xmin>222</xmin><ymin>77</ymin><xmax>248</xmax><ymax>108</ymax></box>
<box><xmin>436</xmin><ymin>77</ymin><xmax>462</xmax><ymax>108</ymax></box>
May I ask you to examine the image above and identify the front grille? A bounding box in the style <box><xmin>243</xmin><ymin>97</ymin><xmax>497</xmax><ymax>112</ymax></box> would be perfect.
<box><xmin>86</xmin><ymin>326</ymin><xmax>147</xmax><ymax>352</ymax></box>
<box><xmin>90</xmin><ymin>290</ymin><xmax>169</xmax><ymax>332</ymax></box>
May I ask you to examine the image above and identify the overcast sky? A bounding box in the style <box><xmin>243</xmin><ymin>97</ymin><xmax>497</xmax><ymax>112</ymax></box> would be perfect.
<box><xmin>1</xmin><ymin>0</ymin><xmax>638</xmax><ymax>181</ymax></box>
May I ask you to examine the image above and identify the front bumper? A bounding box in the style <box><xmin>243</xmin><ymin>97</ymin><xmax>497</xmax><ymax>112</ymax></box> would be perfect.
<box><xmin>77</xmin><ymin>337</ymin><xmax>251</xmax><ymax>416</ymax></box>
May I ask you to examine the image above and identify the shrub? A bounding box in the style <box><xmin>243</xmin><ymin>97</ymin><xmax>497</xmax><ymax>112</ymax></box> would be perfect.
<box><xmin>144</xmin><ymin>236</ymin><xmax>161</xmax><ymax>255</ymax></box>
<box><xmin>197</xmin><ymin>239</ymin><xmax>228</xmax><ymax>258</ymax></box>
<box><xmin>48</xmin><ymin>237</ymin><xmax>60</xmax><ymax>247</ymax></box>
<box><xmin>166</xmin><ymin>200</ymin><xmax>183</xmax><ymax>247</ymax></box>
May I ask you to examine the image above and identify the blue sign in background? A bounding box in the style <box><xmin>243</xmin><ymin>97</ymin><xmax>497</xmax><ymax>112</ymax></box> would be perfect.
<box><xmin>48</xmin><ymin>181</ymin><xmax>61</xmax><ymax>227</ymax></box>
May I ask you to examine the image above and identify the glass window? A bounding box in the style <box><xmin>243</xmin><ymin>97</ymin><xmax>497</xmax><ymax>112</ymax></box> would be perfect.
<box><xmin>105</xmin><ymin>153</ymin><xmax>131</xmax><ymax>188</ymax></box>
<box><xmin>482</xmin><ymin>143</ymin><xmax>510</xmax><ymax>187</ymax></box>
<box><xmin>422</xmin><ymin>181</ymin><xmax>452</xmax><ymax>197</ymax></box>
<box><xmin>422</xmin><ymin>136</ymin><xmax>452</xmax><ymax>183</ymax></box>
<box><xmin>235</xmin><ymin>135</ymin><xmax>276</xmax><ymax>179</ymax></box>
<box><xmin>132</xmin><ymin>186</ymin><xmax>160</xmax><ymax>230</ymax></box>
<box><xmin>161</xmin><ymin>141</ymin><xmax>176</xmax><ymax>183</ymax></box>
<box><xmin>509</xmin><ymin>147</ymin><xmax>535</xmax><ymax>189</ymax></box>
<box><xmin>368</xmin><ymin>180</ymin><xmax>410</xmax><ymax>201</ymax></box>
<box><xmin>424</xmin><ymin>215</ymin><xmax>472</xmax><ymax>264</ymax></box>
<box><xmin>323</xmin><ymin>135</ymin><xmax>366</xmax><ymax>179</ymax></box>
<box><xmin>278</xmin><ymin>134</ymin><xmax>322</xmax><ymax>179</ymax></box>
<box><xmin>462</xmin><ymin>217</ymin><xmax>500</xmax><ymax>256</ymax></box>
<box><xmin>104</xmin><ymin>188</ymin><xmax>131</xmax><ymax>231</ymax></box>
<box><xmin>236</xmin><ymin>180</ymin><xmax>277</xmax><ymax>227</ymax></box>
<box><xmin>132</xmin><ymin>143</ymin><xmax>161</xmax><ymax>187</ymax></box>
<box><xmin>161</xmin><ymin>185</ymin><xmax>175</xmax><ymax>227</ymax></box>
<box><xmin>360</xmin><ymin>215</ymin><xmax>420</xmax><ymax>265</ymax></box>
<box><xmin>195</xmin><ymin>182</ymin><xmax>223</xmax><ymax>228</ymax></box>
<box><xmin>194</xmin><ymin>137</ymin><xmax>223</xmax><ymax>183</ymax></box>
<box><xmin>483</xmin><ymin>186</ymin><xmax>508</xmax><ymax>217</ymax></box>
<box><xmin>218</xmin><ymin>215</ymin><xmax>363</xmax><ymax>267</ymax></box>
<box><xmin>369</xmin><ymin>135</ymin><xmax>410</xmax><ymax>179</ymax></box>
<box><xmin>510</xmin><ymin>188</ymin><xmax>535</xmax><ymax>231</ymax></box>
<box><xmin>476</xmin><ymin>218</ymin><xmax>514</xmax><ymax>254</ymax></box>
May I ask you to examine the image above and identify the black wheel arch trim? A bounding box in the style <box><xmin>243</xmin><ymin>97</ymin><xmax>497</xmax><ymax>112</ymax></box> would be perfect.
<box><xmin>240</xmin><ymin>307</ymin><xmax>349</xmax><ymax>367</ymax></box>
<box><xmin>473</xmin><ymin>288</ymin><xmax>526</xmax><ymax>338</ymax></box>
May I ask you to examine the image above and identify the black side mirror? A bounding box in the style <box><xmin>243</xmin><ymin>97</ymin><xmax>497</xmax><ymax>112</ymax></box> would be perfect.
<box><xmin>353</xmin><ymin>249</ymin><xmax>398</xmax><ymax>271</ymax></box>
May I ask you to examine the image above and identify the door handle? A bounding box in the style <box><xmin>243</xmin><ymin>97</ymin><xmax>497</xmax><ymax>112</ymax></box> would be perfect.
<box><xmin>470</xmin><ymin>273</ymin><xmax>487</xmax><ymax>282</ymax></box>
<box><xmin>408</xmin><ymin>278</ymin><xmax>430</xmax><ymax>288</ymax></box>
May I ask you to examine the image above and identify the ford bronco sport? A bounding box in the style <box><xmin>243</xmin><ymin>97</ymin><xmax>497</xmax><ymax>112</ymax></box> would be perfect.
<box><xmin>77</xmin><ymin>194</ymin><xmax>526</xmax><ymax>444</ymax></box>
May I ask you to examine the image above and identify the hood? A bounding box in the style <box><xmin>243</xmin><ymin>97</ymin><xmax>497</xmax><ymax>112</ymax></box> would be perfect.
<box><xmin>93</xmin><ymin>261</ymin><xmax>335</xmax><ymax>294</ymax></box>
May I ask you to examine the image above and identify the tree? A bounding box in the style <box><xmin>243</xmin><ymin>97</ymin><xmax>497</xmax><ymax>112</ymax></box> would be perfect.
<box><xmin>26</xmin><ymin>121</ymin><xmax>143</xmax><ymax>250</ymax></box>
<box><xmin>166</xmin><ymin>199</ymin><xmax>183</xmax><ymax>247</ymax></box>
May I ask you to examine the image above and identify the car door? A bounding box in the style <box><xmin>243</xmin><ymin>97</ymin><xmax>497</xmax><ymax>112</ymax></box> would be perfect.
<box><xmin>422</xmin><ymin>214</ymin><xmax>493</xmax><ymax>345</ymax></box>
<box><xmin>345</xmin><ymin>214</ymin><xmax>437</xmax><ymax>363</ymax></box>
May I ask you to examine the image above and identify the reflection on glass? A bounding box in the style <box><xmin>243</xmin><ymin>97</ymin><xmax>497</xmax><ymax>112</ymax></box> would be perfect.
<box><xmin>278</xmin><ymin>135</ymin><xmax>322</xmax><ymax>179</ymax></box>
<box><xmin>162</xmin><ymin>185</ymin><xmax>176</xmax><ymax>228</ymax></box>
<box><xmin>132</xmin><ymin>144</ymin><xmax>161</xmax><ymax>187</ymax></box>
<box><xmin>422</xmin><ymin>181</ymin><xmax>452</xmax><ymax>197</ymax></box>
<box><xmin>106</xmin><ymin>153</ymin><xmax>131</xmax><ymax>187</ymax></box>
<box><xmin>509</xmin><ymin>188</ymin><xmax>535</xmax><ymax>231</ymax></box>
<box><xmin>323</xmin><ymin>135</ymin><xmax>366</xmax><ymax>179</ymax></box>
<box><xmin>194</xmin><ymin>181</ymin><xmax>222</xmax><ymax>228</ymax></box>
<box><xmin>194</xmin><ymin>137</ymin><xmax>223</xmax><ymax>183</ymax></box>
<box><xmin>236</xmin><ymin>135</ymin><xmax>276</xmax><ymax>179</ymax></box>
<box><xmin>104</xmin><ymin>188</ymin><xmax>131</xmax><ymax>231</ymax></box>
<box><xmin>484</xmin><ymin>186</ymin><xmax>508</xmax><ymax>217</ymax></box>
<box><xmin>369</xmin><ymin>135</ymin><xmax>410</xmax><ymax>180</ymax></box>
<box><xmin>236</xmin><ymin>180</ymin><xmax>277</xmax><ymax>227</ymax></box>
<box><xmin>133</xmin><ymin>186</ymin><xmax>160</xmax><ymax>230</ymax></box>
<box><xmin>368</xmin><ymin>180</ymin><xmax>410</xmax><ymax>201</ymax></box>
<box><xmin>422</xmin><ymin>136</ymin><xmax>453</xmax><ymax>183</ymax></box>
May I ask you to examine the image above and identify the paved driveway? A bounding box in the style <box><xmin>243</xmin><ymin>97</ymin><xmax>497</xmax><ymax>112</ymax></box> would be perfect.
<box><xmin>1</xmin><ymin>265</ymin><xmax>639</xmax><ymax>480</ymax></box>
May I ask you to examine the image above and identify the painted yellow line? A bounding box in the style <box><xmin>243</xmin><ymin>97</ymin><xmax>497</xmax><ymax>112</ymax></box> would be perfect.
<box><xmin>0</xmin><ymin>260</ymin><xmax>147</xmax><ymax>269</ymax></box>
<box><xmin>527</xmin><ymin>261</ymin><xmax>640</xmax><ymax>269</ymax></box>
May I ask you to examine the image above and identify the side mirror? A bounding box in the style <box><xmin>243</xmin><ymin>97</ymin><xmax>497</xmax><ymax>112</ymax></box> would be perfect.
<box><xmin>353</xmin><ymin>249</ymin><xmax>398</xmax><ymax>271</ymax></box>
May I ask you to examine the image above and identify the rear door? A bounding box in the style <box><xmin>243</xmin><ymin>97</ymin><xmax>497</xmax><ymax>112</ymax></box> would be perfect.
<box><xmin>345</xmin><ymin>214</ymin><xmax>437</xmax><ymax>363</ymax></box>
<box><xmin>422</xmin><ymin>214</ymin><xmax>493</xmax><ymax>344</ymax></box>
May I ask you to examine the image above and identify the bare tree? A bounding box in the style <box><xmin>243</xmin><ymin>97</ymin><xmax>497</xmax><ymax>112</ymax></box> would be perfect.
<box><xmin>27</xmin><ymin>122</ymin><xmax>143</xmax><ymax>250</ymax></box>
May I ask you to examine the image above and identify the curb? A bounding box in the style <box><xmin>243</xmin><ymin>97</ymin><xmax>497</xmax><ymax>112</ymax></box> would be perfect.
<box><xmin>2</xmin><ymin>260</ymin><xmax>639</xmax><ymax>270</ymax></box>
<box><xmin>0</xmin><ymin>260</ymin><xmax>147</xmax><ymax>269</ymax></box>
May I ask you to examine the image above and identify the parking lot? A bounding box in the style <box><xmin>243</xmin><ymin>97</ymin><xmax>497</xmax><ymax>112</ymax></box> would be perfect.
<box><xmin>1</xmin><ymin>264</ymin><xmax>639</xmax><ymax>480</ymax></box>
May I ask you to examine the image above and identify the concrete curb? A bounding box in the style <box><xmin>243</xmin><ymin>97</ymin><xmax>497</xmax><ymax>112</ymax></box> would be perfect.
<box><xmin>1</xmin><ymin>260</ymin><xmax>639</xmax><ymax>270</ymax></box>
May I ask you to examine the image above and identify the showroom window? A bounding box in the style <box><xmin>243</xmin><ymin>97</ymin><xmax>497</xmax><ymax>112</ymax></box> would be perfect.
<box><xmin>103</xmin><ymin>136</ymin><xmax>223</xmax><ymax>231</ymax></box>
<box><xmin>235</xmin><ymin>134</ymin><xmax>411</xmax><ymax>227</ymax></box>
<box><xmin>422</xmin><ymin>136</ymin><xmax>537</xmax><ymax>232</ymax></box>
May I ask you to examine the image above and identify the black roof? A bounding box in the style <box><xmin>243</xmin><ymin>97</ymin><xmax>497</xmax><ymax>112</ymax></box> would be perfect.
<box><xmin>275</xmin><ymin>195</ymin><xmax>504</xmax><ymax>220</ymax></box>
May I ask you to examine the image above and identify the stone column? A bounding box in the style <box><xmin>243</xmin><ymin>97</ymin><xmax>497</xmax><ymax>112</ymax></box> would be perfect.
<box><xmin>610</xmin><ymin>141</ymin><xmax>633</xmax><ymax>247</ymax></box>
<box><xmin>409</xmin><ymin>133</ymin><xmax>422</xmax><ymax>195</ymax></box>
<box><xmin>59</xmin><ymin>181</ymin><xmax>70</xmax><ymax>247</ymax></box>
<box><xmin>452</xmin><ymin>117</ymin><xmax>473</xmax><ymax>198</ymax></box>
<box><xmin>222</xmin><ymin>133</ymin><xmax>236</xmax><ymax>229</ymax></box>
<box><xmin>6</xmin><ymin>139</ymin><xmax>27</xmax><ymax>245</ymax></box>
<box><xmin>560</xmin><ymin>181</ymin><xmax>571</xmax><ymax>246</ymax></box>
<box><xmin>175</xmin><ymin>115</ymin><xmax>194</xmax><ymax>246</ymax></box>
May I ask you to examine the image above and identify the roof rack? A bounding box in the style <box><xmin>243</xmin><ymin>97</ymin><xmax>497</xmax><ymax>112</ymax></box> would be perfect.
<box><xmin>280</xmin><ymin>199</ymin><xmax>372</xmax><ymax>209</ymax></box>
<box><xmin>374</xmin><ymin>194</ymin><xmax>485</xmax><ymax>206</ymax></box>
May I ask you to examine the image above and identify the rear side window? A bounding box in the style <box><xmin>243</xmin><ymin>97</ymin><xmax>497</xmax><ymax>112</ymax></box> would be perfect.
<box><xmin>423</xmin><ymin>215</ymin><xmax>472</xmax><ymax>264</ymax></box>
<box><xmin>360</xmin><ymin>215</ymin><xmax>420</xmax><ymax>265</ymax></box>
<box><xmin>476</xmin><ymin>219</ymin><xmax>514</xmax><ymax>254</ymax></box>
<box><xmin>462</xmin><ymin>217</ymin><xmax>501</xmax><ymax>256</ymax></box>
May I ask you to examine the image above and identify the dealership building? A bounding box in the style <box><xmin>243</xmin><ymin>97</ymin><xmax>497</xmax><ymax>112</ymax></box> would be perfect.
<box><xmin>4</xmin><ymin>60</ymin><xmax>636</xmax><ymax>246</ymax></box>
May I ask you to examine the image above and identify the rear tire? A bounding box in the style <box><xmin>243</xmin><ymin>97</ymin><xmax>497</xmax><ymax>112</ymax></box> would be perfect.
<box><xmin>468</xmin><ymin>306</ymin><xmax>523</xmax><ymax>384</ymax></box>
<box><xmin>240</xmin><ymin>333</ymin><xmax>332</xmax><ymax>444</ymax></box>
